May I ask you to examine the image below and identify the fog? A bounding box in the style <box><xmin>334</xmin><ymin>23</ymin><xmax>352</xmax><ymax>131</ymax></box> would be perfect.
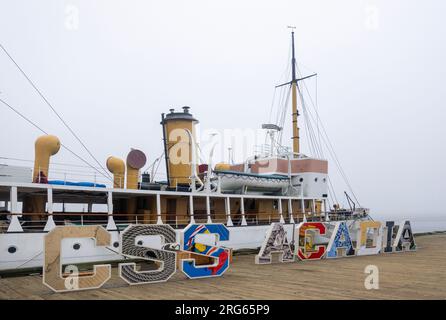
<box><xmin>0</xmin><ymin>0</ymin><xmax>445</xmax><ymax>219</ymax></box>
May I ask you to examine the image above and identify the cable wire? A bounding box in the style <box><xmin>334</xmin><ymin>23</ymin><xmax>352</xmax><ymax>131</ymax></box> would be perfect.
<box><xmin>0</xmin><ymin>97</ymin><xmax>112</xmax><ymax>181</ymax></box>
<box><xmin>0</xmin><ymin>43</ymin><xmax>111</xmax><ymax>180</ymax></box>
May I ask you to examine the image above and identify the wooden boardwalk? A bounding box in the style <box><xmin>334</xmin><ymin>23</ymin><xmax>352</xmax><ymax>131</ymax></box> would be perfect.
<box><xmin>0</xmin><ymin>234</ymin><xmax>445</xmax><ymax>300</ymax></box>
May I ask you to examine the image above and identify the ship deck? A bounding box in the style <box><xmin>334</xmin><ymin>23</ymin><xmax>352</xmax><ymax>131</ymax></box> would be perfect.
<box><xmin>0</xmin><ymin>233</ymin><xmax>445</xmax><ymax>300</ymax></box>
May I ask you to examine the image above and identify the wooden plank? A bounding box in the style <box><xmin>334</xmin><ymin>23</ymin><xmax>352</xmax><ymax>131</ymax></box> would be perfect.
<box><xmin>0</xmin><ymin>234</ymin><xmax>444</xmax><ymax>299</ymax></box>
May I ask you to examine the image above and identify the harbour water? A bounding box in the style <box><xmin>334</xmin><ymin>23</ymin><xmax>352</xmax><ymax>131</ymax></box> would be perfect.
<box><xmin>373</xmin><ymin>214</ymin><xmax>446</xmax><ymax>233</ymax></box>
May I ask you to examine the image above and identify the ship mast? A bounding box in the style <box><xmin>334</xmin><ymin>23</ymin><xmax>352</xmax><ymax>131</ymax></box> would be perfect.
<box><xmin>290</xmin><ymin>30</ymin><xmax>300</xmax><ymax>156</ymax></box>
<box><xmin>276</xmin><ymin>29</ymin><xmax>317</xmax><ymax>158</ymax></box>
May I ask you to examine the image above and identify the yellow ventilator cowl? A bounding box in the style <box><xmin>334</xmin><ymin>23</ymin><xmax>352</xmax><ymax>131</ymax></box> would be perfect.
<box><xmin>106</xmin><ymin>156</ymin><xmax>125</xmax><ymax>188</ymax></box>
<box><xmin>33</xmin><ymin>135</ymin><xmax>61</xmax><ymax>183</ymax></box>
<box><xmin>215</xmin><ymin>162</ymin><xmax>231</xmax><ymax>171</ymax></box>
<box><xmin>126</xmin><ymin>149</ymin><xmax>147</xmax><ymax>189</ymax></box>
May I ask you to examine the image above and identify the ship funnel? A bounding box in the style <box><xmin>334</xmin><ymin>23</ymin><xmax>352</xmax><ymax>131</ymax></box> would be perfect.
<box><xmin>126</xmin><ymin>149</ymin><xmax>147</xmax><ymax>189</ymax></box>
<box><xmin>106</xmin><ymin>156</ymin><xmax>125</xmax><ymax>188</ymax></box>
<box><xmin>33</xmin><ymin>135</ymin><xmax>60</xmax><ymax>183</ymax></box>
<box><xmin>161</xmin><ymin>106</ymin><xmax>199</xmax><ymax>188</ymax></box>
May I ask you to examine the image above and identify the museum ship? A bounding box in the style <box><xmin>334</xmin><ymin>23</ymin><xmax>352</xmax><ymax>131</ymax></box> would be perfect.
<box><xmin>0</xmin><ymin>32</ymin><xmax>370</xmax><ymax>272</ymax></box>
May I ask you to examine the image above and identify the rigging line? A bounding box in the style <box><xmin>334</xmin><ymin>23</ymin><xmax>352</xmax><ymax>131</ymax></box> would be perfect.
<box><xmin>271</xmin><ymin>47</ymin><xmax>291</xmax><ymax>125</ymax></box>
<box><xmin>277</xmin><ymin>86</ymin><xmax>291</xmax><ymax>145</ymax></box>
<box><xmin>303</xmin><ymin>101</ymin><xmax>324</xmax><ymax>159</ymax></box>
<box><xmin>315</xmin><ymin>75</ymin><xmax>321</xmax><ymax>149</ymax></box>
<box><xmin>301</xmin><ymin>102</ymin><xmax>313</xmax><ymax>155</ymax></box>
<box><xmin>268</xmin><ymin>88</ymin><xmax>277</xmax><ymax>124</ymax></box>
<box><xmin>0</xmin><ymin>156</ymin><xmax>105</xmax><ymax>170</ymax></box>
<box><xmin>306</xmin><ymin>110</ymin><xmax>319</xmax><ymax>157</ymax></box>
<box><xmin>0</xmin><ymin>97</ymin><xmax>112</xmax><ymax>181</ymax></box>
<box><xmin>295</xmin><ymin>66</ymin><xmax>324</xmax><ymax>157</ymax></box>
<box><xmin>299</xmin><ymin>79</ymin><xmax>361</xmax><ymax>206</ymax></box>
<box><xmin>299</xmin><ymin>87</ymin><xmax>319</xmax><ymax>157</ymax></box>
<box><xmin>142</xmin><ymin>149</ymin><xmax>165</xmax><ymax>172</ymax></box>
<box><xmin>305</xmin><ymin>115</ymin><xmax>317</xmax><ymax>156</ymax></box>
<box><xmin>274</xmin><ymin>84</ymin><xmax>287</xmax><ymax>126</ymax></box>
<box><xmin>300</xmin><ymin>79</ymin><xmax>355</xmax><ymax>194</ymax></box>
<box><xmin>142</xmin><ymin>151</ymin><xmax>165</xmax><ymax>181</ymax></box>
<box><xmin>300</xmin><ymin>85</ymin><xmax>325</xmax><ymax>158</ymax></box>
<box><xmin>0</xmin><ymin>43</ymin><xmax>111</xmax><ymax>180</ymax></box>
<box><xmin>280</xmin><ymin>86</ymin><xmax>289</xmax><ymax>126</ymax></box>
<box><xmin>270</xmin><ymin>52</ymin><xmax>291</xmax><ymax>130</ymax></box>
<box><xmin>301</xmin><ymin>98</ymin><xmax>351</xmax><ymax>203</ymax></box>
<box><xmin>152</xmin><ymin>154</ymin><xmax>163</xmax><ymax>180</ymax></box>
<box><xmin>297</xmin><ymin>85</ymin><xmax>340</xmax><ymax>206</ymax></box>
<box><xmin>325</xmin><ymin>180</ymin><xmax>335</xmax><ymax>209</ymax></box>
<box><xmin>327</xmin><ymin>175</ymin><xmax>340</xmax><ymax>206</ymax></box>
<box><xmin>280</xmin><ymin>86</ymin><xmax>291</xmax><ymax>144</ymax></box>
<box><xmin>280</xmin><ymin>86</ymin><xmax>291</xmax><ymax>127</ymax></box>
<box><xmin>301</xmin><ymin>74</ymin><xmax>322</xmax><ymax>156</ymax></box>
<box><xmin>276</xmin><ymin>49</ymin><xmax>292</xmax><ymax>125</ymax></box>
<box><xmin>273</xmin><ymin>88</ymin><xmax>283</xmax><ymax>133</ymax></box>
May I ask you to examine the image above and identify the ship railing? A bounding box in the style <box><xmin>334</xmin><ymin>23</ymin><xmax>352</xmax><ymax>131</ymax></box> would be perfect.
<box><xmin>3</xmin><ymin>186</ymin><xmax>334</xmax><ymax>232</ymax></box>
<box><xmin>0</xmin><ymin>210</ymin><xmax>334</xmax><ymax>234</ymax></box>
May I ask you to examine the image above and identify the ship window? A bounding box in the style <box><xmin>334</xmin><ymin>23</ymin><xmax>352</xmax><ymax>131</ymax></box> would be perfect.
<box><xmin>314</xmin><ymin>178</ymin><xmax>318</xmax><ymax>182</ymax></box>
<box><xmin>7</xmin><ymin>246</ymin><xmax>17</xmax><ymax>254</ymax></box>
<box><xmin>323</xmin><ymin>178</ymin><xmax>326</xmax><ymax>183</ymax></box>
<box><xmin>113</xmin><ymin>242</ymin><xmax>119</xmax><ymax>248</ymax></box>
<box><xmin>73</xmin><ymin>243</ymin><xmax>81</xmax><ymax>250</ymax></box>
<box><xmin>137</xmin><ymin>240</ymin><xmax>143</xmax><ymax>246</ymax></box>
<box><xmin>299</xmin><ymin>178</ymin><xmax>303</xmax><ymax>182</ymax></box>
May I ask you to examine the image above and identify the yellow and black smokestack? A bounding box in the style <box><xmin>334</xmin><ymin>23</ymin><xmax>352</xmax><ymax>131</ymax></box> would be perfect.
<box><xmin>161</xmin><ymin>106</ymin><xmax>199</xmax><ymax>188</ymax></box>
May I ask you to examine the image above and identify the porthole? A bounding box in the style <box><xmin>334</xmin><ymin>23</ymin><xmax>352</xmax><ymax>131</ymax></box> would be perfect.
<box><xmin>299</xmin><ymin>178</ymin><xmax>304</xmax><ymax>182</ymax></box>
<box><xmin>113</xmin><ymin>242</ymin><xmax>119</xmax><ymax>248</ymax></box>
<box><xmin>137</xmin><ymin>240</ymin><xmax>143</xmax><ymax>246</ymax></box>
<box><xmin>314</xmin><ymin>178</ymin><xmax>318</xmax><ymax>182</ymax></box>
<box><xmin>8</xmin><ymin>246</ymin><xmax>17</xmax><ymax>254</ymax></box>
<box><xmin>73</xmin><ymin>243</ymin><xmax>81</xmax><ymax>250</ymax></box>
<box><xmin>323</xmin><ymin>178</ymin><xmax>326</xmax><ymax>183</ymax></box>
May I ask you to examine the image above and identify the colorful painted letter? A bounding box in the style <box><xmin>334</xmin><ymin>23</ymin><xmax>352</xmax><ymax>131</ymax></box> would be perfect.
<box><xmin>383</xmin><ymin>221</ymin><xmax>398</xmax><ymax>253</ymax></box>
<box><xmin>356</xmin><ymin>221</ymin><xmax>383</xmax><ymax>256</ymax></box>
<box><xmin>296</xmin><ymin>222</ymin><xmax>327</xmax><ymax>260</ymax></box>
<box><xmin>180</xmin><ymin>224</ymin><xmax>230</xmax><ymax>279</ymax></box>
<box><xmin>43</xmin><ymin>225</ymin><xmax>111</xmax><ymax>292</ymax></box>
<box><xmin>255</xmin><ymin>223</ymin><xmax>295</xmax><ymax>264</ymax></box>
<box><xmin>394</xmin><ymin>220</ymin><xmax>416</xmax><ymax>252</ymax></box>
<box><xmin>119</xmin><ymin>224</ymin><xmax>177</xmax><ymax>285</ymax></box>
<box><xmin>326</xmin><ymin>222</ymin><xmax>355</xmax><ymax>258</ymax></box>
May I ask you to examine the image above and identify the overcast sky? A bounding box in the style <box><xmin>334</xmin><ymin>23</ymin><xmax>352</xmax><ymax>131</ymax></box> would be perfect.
<box><xmin>0</xmin><ymin>0</ymin><xmax>445</xmax><ymax>219</ymax></box>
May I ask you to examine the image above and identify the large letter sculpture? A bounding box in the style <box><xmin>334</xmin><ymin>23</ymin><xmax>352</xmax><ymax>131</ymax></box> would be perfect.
<box><xmin>356</xmin><ymin>221</ymin><xmax>383</xmax><ymax>256</ymax></box>
<box><xmin>180</xmin><ymin>224</ymin><xmax>230</xmax><ymax>279</ymax></box>
<box><xmin>119</xmin><ymin>224</ymin><xmax>177</xmax><ymax>285</ymax></box>
<box><xmin>383</xmin><ymin>221</ymin><xmax>398</xmax><ymax>253</ymax></box>
<box><xmin>394</xmin><ymin>220</ymin><xmax>416</xmax><ymax>252</ymax></box>
<box><xmin>43</xmin><ymin>225</ymin><xmax>111</xmax><ymax>292</ymax></box>
<box><xmin>326</xmin><ymin>222</ymin><xmax>355</xmax><ymax>258</ymax></box>
<box><xmin>296</xmin><ymin>222</ymin><xmax>327</xmax><ymax>260</ymax></box>
<box><xmin>255</xmin><ymin>223</ymin><xmax>295</xmax><ymax>264</ymax></box>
